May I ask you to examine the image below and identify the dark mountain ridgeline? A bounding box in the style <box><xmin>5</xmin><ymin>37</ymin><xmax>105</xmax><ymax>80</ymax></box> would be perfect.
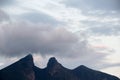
<box><xmin>0</xmin><ymin>54</ymin><xmax>119</xmax><ymax>80</ymax></box>
<box><xmin>0</xmin><ymin>54</ymin><xmax>35</xmax><ymax>80</ymax></box>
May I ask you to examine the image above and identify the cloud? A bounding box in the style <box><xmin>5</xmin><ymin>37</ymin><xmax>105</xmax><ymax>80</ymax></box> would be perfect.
<box><xmin>101</xmin><ymin>66</ymin><xmax>120</xmax><ymax>78</ymax></box>
<box><xmin>0</xmin><ymin>21</ymin><xmax>108</xmax><ymax>68</ymax></box>
<box><xmin>63</xmin><ymin>0</ymin><xmax>120</xmax><ymax>11</ymax></box>
<box><xmin>79</xmin><ymin>10</ymin><xmax>120</xmax><ymax>36</ymax></box>
<box><xmin>89</xmin><ymin>26</ymin><xmax>120</xmax><ymax>36</ymax></box>
<box><xmin>19</xmin><ymin>11</ymin><xmax>61</xmax><ymax>25</ymax></box>
<box><xmin>0</xmin><ymin>63</ymin><xmax>4</xmax><ymax>66</ymax></box>
<box><xmin>81</xmin><ymin>20</ymin><xmax>120</xmax><ymax>36</ymax></box>
<box><xmin>0</xmin><ymin>9</ymin><xmax>10</xmax><ymax>23</ymax></box>
<box><xmin>100</xmin><ymin>63</ymin><xmax>120</xmax><ymax>69</ymax></box>
<box><xmin>0</xmin><ymin>0</ymin><xmax>15</xmax><ymax>6</ymax></box>
<box><xmin>0</xmin><ymin>22</ymin><xmax>79</xmax><ymax>57</ymax></box>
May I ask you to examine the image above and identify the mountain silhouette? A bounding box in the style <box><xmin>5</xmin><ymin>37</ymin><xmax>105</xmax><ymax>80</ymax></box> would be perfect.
<box><xmin>0</xmin><ymin>54</ymin><xmax>35</xmax><ymax>80</ymax></box>
<box><xmin>0</xmin><ymin>54</ymin><xmax>119</xmax><ymax>80</ymax></box>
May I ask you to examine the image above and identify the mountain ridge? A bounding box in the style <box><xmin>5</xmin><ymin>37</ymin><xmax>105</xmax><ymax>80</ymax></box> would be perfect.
<box><xmin>0</xmin><ymin>54</ymin><xmax>119</xmax><ymax>80</ymax></box>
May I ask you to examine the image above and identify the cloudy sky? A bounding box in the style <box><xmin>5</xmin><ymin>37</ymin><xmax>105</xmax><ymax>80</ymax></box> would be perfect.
<box><xmin>0</xmin><ymin>0</ymin><xmax>120</xmax><ymax>78</ymax></box>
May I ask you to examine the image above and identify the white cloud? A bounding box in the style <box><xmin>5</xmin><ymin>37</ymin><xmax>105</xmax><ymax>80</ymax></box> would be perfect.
<box><xmin>101</xmin><ymin>66</ymin><xmax>120</xmax><ymax>78</ymax></box>
<box><xmin>88</xmin><ymin>35</ymin><xmax>120</xmax><ymax>68</ymax></box>
<box><xmin>0</xmin><ymin>63</ymin><xmax>4</xmax><ymax>66</ymax></box>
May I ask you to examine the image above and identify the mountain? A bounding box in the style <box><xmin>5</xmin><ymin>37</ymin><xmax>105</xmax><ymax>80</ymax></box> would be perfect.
<box><xmin>0</xmin><ymin>54</ymin><xmax>120</xmax><ymax>80</ymax></box>
<box><xmin>0</xmin><ymin>54</ymin><xmax>35</xmax><ymax>80</ymax></box>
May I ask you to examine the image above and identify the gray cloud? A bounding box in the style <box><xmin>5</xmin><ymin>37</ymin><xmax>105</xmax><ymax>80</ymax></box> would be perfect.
<box><xmin>89</xmin><ymin>26</ymin><xmax>120</xmax><ymax>36</ymax></box>
<box><xmin>0</xmin><ymin>0</ymin><xmax>15</xmax><ymax>6</ymax></box>
<box><xmin>19</xmin><ymin>11</ymin><xmax>62</xmax><ymax>25</ymax></box>
<box><xmin>83</xmin><ymin>10</ymin><xmax>120</xmax><ymax>17</ymax></box>
<box><xmin>98</xmin><ymin>63</ymin><xmax>120</xmax><ymax>69</ymax></box>
<box><xmin>0</xmin><ymin>9</ymin><xmax>10</xmax><ymax>22</ymax></box>
<box><xmin>63</xmin><ymin>0</ymin><xmax>120</xmax><ymax>11</ymax></box>
<box><xmin>0</xmin><ymin>21</ymin><xmax>107</xmax><ymax>68</ymax></box>
<box><xmin>0</xmin><ymin>22</ymin><xmax>79</xmax><ymax>57</ymax></box>
<box><xmin>81</xmin><ymin>20</ymin><xmax>120</xmax><ymax>36</ymax></box>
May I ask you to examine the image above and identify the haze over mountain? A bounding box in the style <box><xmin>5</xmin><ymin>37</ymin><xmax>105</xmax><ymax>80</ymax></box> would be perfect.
<box><xmin>0</xmin><ymin>54</ymin><xmax>119</xmax><ymax>80</ymax></box>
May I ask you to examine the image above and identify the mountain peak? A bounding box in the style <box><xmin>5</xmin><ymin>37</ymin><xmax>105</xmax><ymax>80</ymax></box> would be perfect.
<box><xmin>79</xmin><ymin>65</ymin><xmax>87</xmax><ymax>68</ymax></box>
<box><xmin>18</xmin><ymin>54</ymin><xmax>34</xmax><ymax>67</ymax></box>
<box><xmin>47</xmin><ymin>57</ymin><xmax>58</xmax><ymax>68</ymax></box>
<box><xmin>49</xmin><ymin>57</ymin><xmax>58</xmax><ymax>63</ymax></box>
<box><xmin>20</xmin><ymin>54</ymin><xmax>33</xmax><ymax>61</ymax></box>
<box><xmin>24</xmin><ymin>54</ymin><xmax>33</xmax><ymax>59</ymax></box>
<box><xmin>46</xmin><ymin>57</ymin><xmax>64</xmax><ymax>76</ymax></box>
<box><xmin>74</xmin><ymin>65</ymin><xmax>89</xmax><ymax>70</ymax></box>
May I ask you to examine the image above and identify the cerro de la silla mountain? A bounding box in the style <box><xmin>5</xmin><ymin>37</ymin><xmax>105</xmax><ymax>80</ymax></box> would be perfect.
<box><xmin>0</xmin><ymin>54</ymin><xmax>119</xmax><ymax>80</ymax></box>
